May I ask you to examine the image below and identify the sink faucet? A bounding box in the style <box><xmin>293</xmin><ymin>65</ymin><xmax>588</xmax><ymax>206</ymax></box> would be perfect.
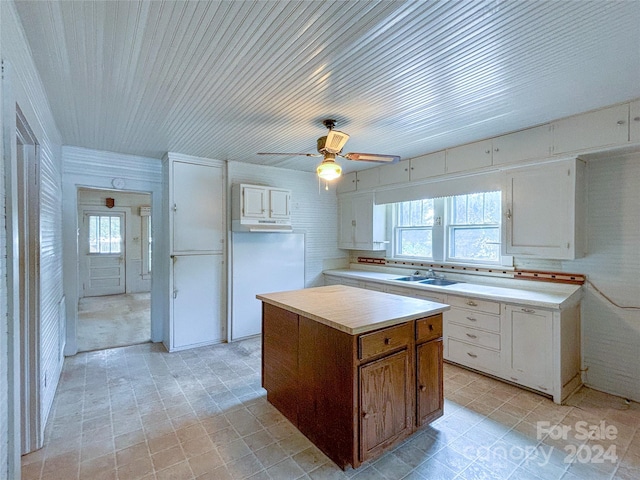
<box><xmin>427</xmin><ymin>269</ymin><xmax>435</xmax><ymax>278</ymax></box>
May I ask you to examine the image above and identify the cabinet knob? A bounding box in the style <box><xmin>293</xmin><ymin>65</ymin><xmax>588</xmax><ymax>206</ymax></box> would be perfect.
<box><xmin>494</xmin><ymin>148</ymin><xmax>499</xmax><ymax>152</ymax></box>
<box><xmin>362</xmin><ymin>412</ymin><xmax>371</xmax><ymax>419</ymax></box>
<box><xmin>466</xmin><ymin>300</ymin><xmax>478</xmax><ymax>307</ymax></box>
<box><xmin>384</xmin><ymin>338</ymin><xmax>391</xmax><ymax>345</ymax></box>
<box><xmin>428</xmin><ymin>324</ymin><xmax>434</xmax><ymax>331</ymax></box>
<box><xmin>506</xmin><ymin>209</ymin><xmax>512</xmax><ymax>220</ymax></box>
<box><xmin>634</xmin><ymin>116</ymin><xmax>640</xmax><ymax>122</ymax></box>
<box><xmin>404</xmin><ymin>168</ymin><xmax>408</xmax><ymax>172</ymax></box>
<box><xmin>419</xmin><ymin>385</ymin><xmax>427</xmax><ymax>392</ymax></box>
<box><xmin>173</xmin><ymin>204</ymin><xmax>177</xmax><ymax>212</ymax></box>
<box><xmin>617</xmin><ymin>120</ymin><xmax>626</xmax><ymax>125</ymax></box>
<box><xmin>485</xmin><ymin>150</ymin><xmax>491</xmax><ymax>154</ymax></box>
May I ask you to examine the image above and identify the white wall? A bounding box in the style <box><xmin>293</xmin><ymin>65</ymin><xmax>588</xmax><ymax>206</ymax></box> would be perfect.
<box><xmin>1</xmin><ymin>0</ymin><xmax>64</xmax><ymax>476</ymax></box>
<box><xmin>227</xmin><ymin>161</ymin><xmax>347</xmax><ymax>290</ymax></box>
<box><xmin>62</xmin><ymin>146</ymin><xmax>163</xmax><ymax>354</ymax></box>
<box><xmin>560</xmin><ymin>153</ymin><xmax>640</xmax><ymax>401</ymax></box>
<box><xmin>77</xmin><ymin>188</ymin><xmax>152</xmax><ymax>294</ymax></box>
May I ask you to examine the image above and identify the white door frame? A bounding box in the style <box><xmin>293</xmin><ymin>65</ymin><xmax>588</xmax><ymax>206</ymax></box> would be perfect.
<box><xmin>79</xmin><ymin>207</ymin><xmax>129</xmax><ymax>297</ymax></box>
<box><xmin>16</xmin><ymin>106</ymin><xmax>42</xmax><ymax>454</ymax></box>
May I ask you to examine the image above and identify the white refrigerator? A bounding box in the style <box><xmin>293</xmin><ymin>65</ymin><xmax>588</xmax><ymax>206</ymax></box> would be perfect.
<box><xmin>230</xmin><ymin>232</ymin><xmax>305</xmax><ymax>341</ymax></box>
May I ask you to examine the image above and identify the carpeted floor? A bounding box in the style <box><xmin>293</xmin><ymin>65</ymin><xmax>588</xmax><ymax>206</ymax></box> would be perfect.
<box><xmin>77</xmin><ymin>292</ymin><xmax>151</xmax><ymax>352</ymax></box>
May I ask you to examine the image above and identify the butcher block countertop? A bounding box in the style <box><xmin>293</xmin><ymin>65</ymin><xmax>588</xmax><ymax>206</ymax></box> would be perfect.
<box><xmin>256</xmin><ymin>284</ymin><xmax>449</xmax><ymax>335</ymax></box>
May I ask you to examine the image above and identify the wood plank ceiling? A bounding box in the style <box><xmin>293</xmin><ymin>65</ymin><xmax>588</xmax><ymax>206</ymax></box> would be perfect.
<box><xmin>14</xmin><ymin>0</ymin><xmax>640</xmax><ymax>172</ymax></box>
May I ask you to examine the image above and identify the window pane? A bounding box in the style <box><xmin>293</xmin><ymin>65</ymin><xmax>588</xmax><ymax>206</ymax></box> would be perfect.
<box><xmin>453</xmin><ymin>196</ymin><xmax>467</xmax><ymax>224</ymax></box>
<box><xmin>397</xmin><ymin>229</ymin><xmax>433</xmax><ymax>257</ymax></box>
<box><xmin>484</xmin><ymin>191</ymin><xmax>501</xmax><ymax>223</ymax></box>
<box><xmin>110</xmin><ymin>217</ymin><xmax>121</xmax><ymax>253</ymax></box>
<box><xmin>450</xmin><ymin>227</ymin><xmax>500</xmax><ymax>261</ymax></box>
<box><xmin>467</xmin><ymin>193</ymin><xmax>484</xmax><ymax>224</ymax></box>
<box><xmin>89</xmin><ymin>216</ymin><xmax>98</xmax><ymax>253</ymax></box>
<box><xmin>397</xmin><ymin>199</ymin><xmax>434</xmax><ymax>226</ymax></box>
<box><xmin>89</xmin><ymin>214</ymin><xmax>122</xmax><ymax>254</ymax></box>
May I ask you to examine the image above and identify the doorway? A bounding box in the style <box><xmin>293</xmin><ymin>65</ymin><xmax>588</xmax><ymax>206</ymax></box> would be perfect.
<box><xmin>76</xmin><ymin>188</ymin><xmax>152</xmax><ymax>352</ymax></box>
<box><xmin>16</xmin><ymin>107</ymin><xmax>41</xmax><ymax>454</ymax></box>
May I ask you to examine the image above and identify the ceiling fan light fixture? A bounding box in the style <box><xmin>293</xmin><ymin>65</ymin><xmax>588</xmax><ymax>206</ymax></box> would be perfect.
<box><xmin>316</xmin><ymin>157</ymin><xmax>342</xmax><ymax>181</ymax></box>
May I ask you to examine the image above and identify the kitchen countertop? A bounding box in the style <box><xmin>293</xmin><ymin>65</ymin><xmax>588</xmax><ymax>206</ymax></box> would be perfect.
<box><xmin>324</xmin><ymin>269</ymin><xmax>582</xmax><ymax>309</ymax></box>
<box><xmin>257</xmin><ymin>284</ymin><xmax>449</xmax><ymax>335</ymax></box>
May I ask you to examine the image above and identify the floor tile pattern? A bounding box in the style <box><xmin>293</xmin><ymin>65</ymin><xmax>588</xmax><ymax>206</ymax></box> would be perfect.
<box><xmin>22</xmin><ymin>338</ymin><xmax>640</xmax><ymax>479</ymax></box>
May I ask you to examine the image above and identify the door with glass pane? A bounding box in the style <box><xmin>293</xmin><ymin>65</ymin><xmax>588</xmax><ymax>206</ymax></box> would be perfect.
<box><xmin>82</xmin><ymin>211</ymin><xmax>126</xmax><ymax>296</ymax></box>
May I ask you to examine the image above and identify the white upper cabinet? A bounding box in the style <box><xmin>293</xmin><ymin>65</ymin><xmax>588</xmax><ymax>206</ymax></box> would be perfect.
<box><xmin>409</xmin><ymin>151</ymin><xmax>446</xmax><ymax>180</ymax></box>
<box><xmin>336</xmin><ymin>172</ymin><xmax>357</xmax><ymax>193</ymax></box>
<box><xmin>630</xmin><ymin>100</ymin><xmax>640</xmax><ymax>143</ymax></box>
<box><xmin>242</xmin><ymin>185</ymin><xmax>267</xmax><ymax>219</ymax></box>
<box><xmin>355</xmin><ymin>168</ymin><xmax>380</xmax><ymax>190</ymax></box>
<box><xmin>378</xmin><ymin>160</ymin><xmax>410</xmax><ymax>186</ymax></box>
<box><xmin>492</xmin><ymin>125</ymin><xmax>553</xmax><ymax>166</ymax></box>
<box><xmin>268</xmin><ymin>188</ymin><xmax>291</xmax><ymax>218</ymax></box>
<box><xmin>338</xmin><ymin>193</ymin><xmax>387</xmax><ymax>250</ymax></box>
<box><xmin>552</xmin><ymin>104</ymin><xmax>629</xmax><ymax>154</ymax></box>
<box><xmin>446</xmin><ymin>139</ymin><xmax>493</xmax><ymax>174</ymax></box>
<box><xmin>504</xmin><ymin>158</ymin><xmax>585</xmax><ymax>260</ymax></box>
<box><xmin>171</xmin><ymin>160</ymin><xmax>225</xmax><ymax>254</ymax></box>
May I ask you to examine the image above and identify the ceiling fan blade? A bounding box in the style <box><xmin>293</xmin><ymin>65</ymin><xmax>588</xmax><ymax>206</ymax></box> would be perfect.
<box><xmin>343</xmin><ymin>152</ymin><xmax>400</xmax><ymax>163</ymax></box>
<box><xmin>257</xmin><ymin>152</ymin><xmax>321</xmax><ymax>157</ymax></box>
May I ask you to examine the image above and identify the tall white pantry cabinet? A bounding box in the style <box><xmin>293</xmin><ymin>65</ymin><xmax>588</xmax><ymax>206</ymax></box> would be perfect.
<box><xmin>163</xmin><ymin>153</ymin><xmax>226</xmax><ymax>351</ymax></box>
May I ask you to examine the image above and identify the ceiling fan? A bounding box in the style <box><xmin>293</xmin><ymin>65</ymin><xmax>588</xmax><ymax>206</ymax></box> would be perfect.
<box><xmin>257</xmin><ymin>119</ymin><xmax>400</xmax><ymax>181</ymax></box>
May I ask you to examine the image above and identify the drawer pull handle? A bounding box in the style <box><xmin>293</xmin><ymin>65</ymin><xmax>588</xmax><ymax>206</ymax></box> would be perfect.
<box><xmin>466</xmin><ymin>300</ymin><xmax>478</xmax><ymax>306</ymax></box>
<box><xmin>521</xmin><ymin>308</ymin><xmax>535</xmax><ymax>313</ymax></box>
<box><xmin>466</xmin><ymin>317</ymin><xmax>477</xmax><ymax>322</ymax></box>
<box><xmin>384</xmin><ymin>338</ymin><xmax>391</xmax><ymax>345</ymax></box>
<box><xmin>419</xmin><ymin>385</ymin><xmax>427</xmax><ymax>392</ymax></box>
<box><xmin>510</xmin><ymin>377</ymin><xmax>518</xmax><ymax>381</ymax></box>
<box><xmin>467</xmin><ymin>352</ymin><xmax>478</xmax><ymax>358</ymax></box>
<box><xmin>538</xmin><ymin>386</ymin><xmax>548</xmax><ymax>391</ymax></box>
<box><xmin>466</xmin><ymin>333</ymin><xmax>478</xmax><ymax>339</ymax></box>
<box><xmin>428</xmin><ymin>324</ymin><xmax>434</xmax><ymax>331</ymax></box>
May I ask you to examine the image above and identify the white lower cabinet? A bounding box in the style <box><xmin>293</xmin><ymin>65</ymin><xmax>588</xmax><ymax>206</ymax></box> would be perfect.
<box><xmin>503</xmin><ymin>306</ymin><xmax>553</xmax><ymax>393</ymax></box>
<box><xmin>171</xmin><ymin>254</ymin><xmax>225</xmax><ymax>350</ymax></box>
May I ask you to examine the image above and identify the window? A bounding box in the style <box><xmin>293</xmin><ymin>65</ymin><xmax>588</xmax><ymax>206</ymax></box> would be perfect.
<box><xmin>395</xmin><ymin>199</ymin><xmax>435</xmax><ymax>258</ymax></box>
<box><xmin>393</xmin><ymin>191</ymin><xmax>502</xmax><ymax>265</ymax></box>
<box><xmin>448</xmin><ymin>192</ymin><xmax>501</xmax><ymax>262</ymax></box>
<box><xmin>88</xmin><ymin>214</ymin><xmax>122</xmax><ymax>254</ymax></box>
<box><xmin>141</xmin><ymin>213</ymin><xmax>152</xmax><ymax>276</ymax></box>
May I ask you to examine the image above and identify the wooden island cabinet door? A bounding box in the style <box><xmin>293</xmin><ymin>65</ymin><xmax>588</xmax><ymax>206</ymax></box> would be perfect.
<box><xmin>416</xmin><ymin>339</ymin><xmax>444</xmax><ymax>426</ymax></box>
<box><xmin>359</xmin><ymin>350</ymin><xmax>411</xmax><ymax>461</ymax></box>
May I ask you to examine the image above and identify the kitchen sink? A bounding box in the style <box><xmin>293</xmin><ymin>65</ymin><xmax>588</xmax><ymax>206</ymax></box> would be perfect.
<box><xmin>418</xmin><ymin>278</ymin><xmax>460</xmax><ymax>286</ymax></box>
<box><xmin>394</xmin><ymin>275</ymin><xmax>430</xmax><ymax>281</ymax></box>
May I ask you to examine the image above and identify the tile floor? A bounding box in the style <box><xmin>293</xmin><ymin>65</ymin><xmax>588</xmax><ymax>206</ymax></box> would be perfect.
<box><xmin>21</xmin><ymin>338</ymin><xmax>640</xmax><ymax>480</ymax></box>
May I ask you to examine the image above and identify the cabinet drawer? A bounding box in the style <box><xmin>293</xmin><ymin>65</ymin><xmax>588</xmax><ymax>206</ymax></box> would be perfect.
<box><xmin>447</xmin><ymin>339</ymin><xmax>501</xmax><ymax>374</ymax></box>
<box><xmin>447</xmin><ymin>323</ymin><xmax>500</xmax><ymax>350</ymax></box>
<box><xmin>416</xmin><ymin>315</ymin><xmax>443</xmax><ymax>343</ymax></box>
<box><xmin>446</xmin><ymin>307</ymin><xmax>500</xmax><ymax>333</ymax></box>
<box><xmin>359</xmin><ymin>323</ymin><xmax>412</xmax><ymax>361</ymax></box>
<box><xmin>447</xmin><ymin>296</ymin><xmax>500</xmax><ymax>315</ymax></box>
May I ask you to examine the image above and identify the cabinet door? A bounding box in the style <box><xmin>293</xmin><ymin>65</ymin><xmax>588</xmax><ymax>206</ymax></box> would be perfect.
<box><xmin>336</xmin><ymin>172</ymin><xmax>357</xmax><ymax>194</ymax></box>
<box><xmin>631</xmin><ymin>100</ymin><xmax>640</xmax><ymax>144</ymax></box>
<box><xmin>172</xmin><ymin>161</ymin><xmax>225</xmax><ymax>253</ymax></box>
<box><xmin>269</xmin><ymin>188</ymin><xmax>290</xmax><ymax>219</ymax></box>
<box><xmin>446</xmin><ymin>139</ymin><xmax>493</xmax><ymax>174</ymax></box>
<box><xmin>338</xmin><ymin>197</ymin><xmax>355</xmax><ymax>248</ymax></box>
<box><xmin>172</xmin><ymin>254</ymin><xmax>224</xmax><ymax>349</ymax></box>
<box><xmin>416</xmin><ymin>340</ymin><xmax>443</xmax><ymax>426</ymax></box>
<box><xmin>553</xmin><ymin>104</ymin><xmax>629</xmax><ymax>154</ymax></box>
<box><xmin>352</xmin><ymin>195</ymin><xmax>375</xmax><ymax>249</ymax></box>
<box><xmin>243</xmin><ymin>185</ymin><xmax>267</xmax><ymax>219</ymax></box>
<box><xmin>360</xmin><ymin>350</ymin><xmax>411</xmax><ymax>461</ymax></box>
<box><xmin>504</xmin><ymin>306</ymin><xmax>553</xmax><ymax>393</ymax></box>
<box><xmin>356</xmin><ymin>169</ymin><xmax>380</xmax><ymax>190</ymax></box>
<box><xmin>505</xmin><ymin>159</ymin><xmax>582</xmax><ymax>259</ymax></box>
<box><xmin>378</xmin><ymin>161</ymin><xmax>410</xmax><ymax>186</ymax></box>
<box><xmin>410</xmin><ymin>151</ymin><xmax>446</xmax><ymax>180</ymax></box>
<box><xmin>492</xmin><ymin>125</ymin><xmax>553</xmax><ymax>166</ymax></box>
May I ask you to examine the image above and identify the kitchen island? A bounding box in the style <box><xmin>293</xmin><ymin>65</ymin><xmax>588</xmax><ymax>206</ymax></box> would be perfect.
<box><xmin>257</xmin><ymin>285</ymin><xmax>450</xmax><ymax>470</ymax></box>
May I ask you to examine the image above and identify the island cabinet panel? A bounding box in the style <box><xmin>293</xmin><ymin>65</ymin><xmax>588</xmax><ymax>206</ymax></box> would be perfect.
<box><xmin>360</xmin><ymin>350</ymin><xmax>412</xmax><ymax>462</ymax></box>
<box><xmin>297</xmin><ymin>316</ymin><xmax>358</xmax><ymax>469</ymax></box>
<box><xmin>261</xmin><ymin>304</ymin><xmax>299</xmax><ymax>425</ymax></box>
<box><xmin>416</xmin><ymin>340</ymin><xmax>443</xmax><ymax>426</ymax></box>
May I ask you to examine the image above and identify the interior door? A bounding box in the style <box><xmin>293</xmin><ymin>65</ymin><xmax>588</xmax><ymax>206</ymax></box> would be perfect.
<box><xmin>81</xmin><ymin>211</ymin><xmax>126</xmax><ymax>296</ymax></box>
